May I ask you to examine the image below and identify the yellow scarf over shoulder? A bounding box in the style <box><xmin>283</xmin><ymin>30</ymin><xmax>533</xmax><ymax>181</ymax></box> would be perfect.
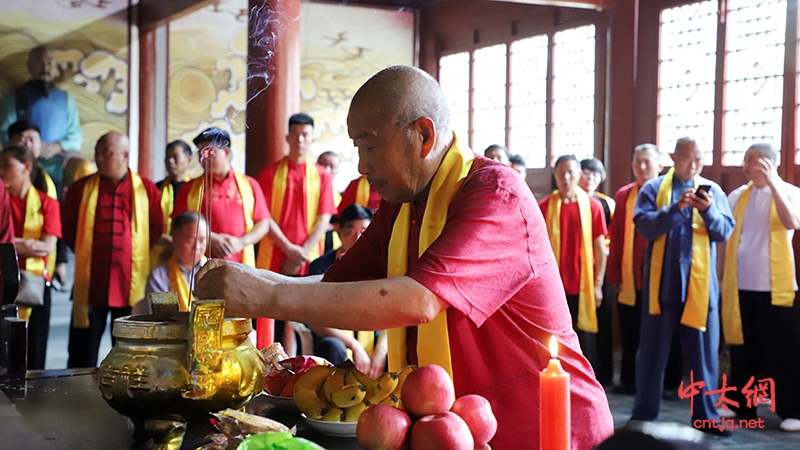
<box><xmin>257</xmin><ymin>159</ymin><xmax>322</xmax><ymax>269</ymax></box>
<box><xmin>386</xmin><ymin>134</ymin><xmax>473</xmax><ymax>380</ymax></box>
<box><xmin>649</xmin><ymin>168</ymin><xmax>710</xmax><ymax>331</ymax></box>
<box><xmin>17</xmin><ymin>186</ymin><xmax>47</xmax><ymax>322</ymax></box>
<box><xmin>722</xmin><ymin>183</ymin><xmax>794</xmax><ymax>344</ymax></box>
<box><xmin>618</xmin><ymin>184</ymin><xmax>639</xmax><ymax>306</ymax></box>
<box><xmin>168</xmin><ymin>255</ymin><xmax>207</xmax><ymax>311</ymax></box>
<box><xmin>160</xmin><ymin>177</ymin><xmax>189</xmax><ymax>234</ymax></box>
<box><xmin>186</xmin><ymin>171</ymin><xmax>256</xmax><ymax>267</ymax></box>
<box><xmin>356</xmin><ymin>175</ymin><xmax>371</xmax><ymax>207</ymax></box>
<box><xmin>544</xmin><ymin>187</ymin><xmax>598</xmax><ymax>333</ymax></box>
<box><xmin>73</xmin><ymin>172</ymin><xmax>150</xmax><ymax>328</ymax></box>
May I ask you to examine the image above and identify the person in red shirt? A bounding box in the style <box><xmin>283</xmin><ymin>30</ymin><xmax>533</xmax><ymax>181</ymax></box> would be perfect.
<box><xmin>173</xmin><ymin>128</ymin><xmax>270</xmax><ymax>266</ymax></box>
<box><xmin>0</xmin><ymin>145</ymin><xmax>61</xmax><ymax>370</ymax></box>
<box><xmin>538</xmin><ymin>154</ymin><xmax>608</xmax><ymax>376</ymax></box>
<box><xmin>257</xmin><ymin>114</ymin><xmax>337</xmax><ymax>277</ymax></box>
<box><xmin>62</xmin><ymin>131</ymin><xmax>164</xmax><ymax>368</ymax></box>
<box><xmin>0</xmin><ymin>181</ymin><xmax>14</xmax><ymax>244</ymax></box>
<box><xmin>607</xmin><ymin>144</ymin><xmax>683</xmax><ymax>397</ymax></box>
<box><xmin>338</xmin><ymin>174</ymin><xmax>382</xmax><ymax>215</ymax></box>
<box><xmin>195</xmin><ymin>65</ymin><xmax>613</xmax><ymax>450</ymax></box>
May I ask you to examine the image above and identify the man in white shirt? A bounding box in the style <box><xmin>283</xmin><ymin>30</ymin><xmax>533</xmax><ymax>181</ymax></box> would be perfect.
<box><xmin>723</xmin><ymin>142</ymin><xmax>800</xmax><ymax>432</ymax></box>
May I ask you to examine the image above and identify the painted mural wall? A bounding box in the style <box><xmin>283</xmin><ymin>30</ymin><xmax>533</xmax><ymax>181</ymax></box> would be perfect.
<box><xmin>300</xmin><ymin>2</ymin><xmax>415</xmax><ymax>190</ymax></box>
<box><xmin>0</xmin><ymin>0</ymin><xmax>129</xmax><ymax>159</ymax></box>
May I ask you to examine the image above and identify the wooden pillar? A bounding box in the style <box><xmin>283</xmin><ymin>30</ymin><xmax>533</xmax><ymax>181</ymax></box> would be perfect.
<box><xmin>138</xmin><ymin>25</ymin><xmax>156</xmax><ymax>179</ymax></box>
<box><xmin>246</xmin><ymin>0</ymin><xmax>301</xmax><ymax>178</ymax></box>
<box><xmin>605</xmin><ymin>0</ymin><xmax>637</xmax><ymax>194</ymax></box>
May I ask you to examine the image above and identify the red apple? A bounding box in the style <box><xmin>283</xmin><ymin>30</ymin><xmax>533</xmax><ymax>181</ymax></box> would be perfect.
<box><xmin>410</xmin><ymin>412</ymin><xmax>474</xmax><ymax>450</ymax></box>
<box><xmin>279</xmin><ymin>368</ymin><xmax>307</xmax><ymax>397</ymax></box>
<box><xmin>356</xmin><ymin>403</ymin><xmax>412</xmax><ymax>450</ymax></box>
<box><xmin>401</xmin><ymin>364</ymin><xmax>455</xmax><ymax>416</ymax></box>
<box><xmin>264</xmin><ymin>369</ymin><xmax>294</xmax><ymax>396</ymax></box>
<box><xmin>450</xmin><ymin>394</ymin><xmax>498</xmax><ymax>447</ymax></box>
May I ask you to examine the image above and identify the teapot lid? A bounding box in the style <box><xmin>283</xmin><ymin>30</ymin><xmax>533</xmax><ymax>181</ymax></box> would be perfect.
<box><xmin>112</xmin><ymin>312</ymin><xmax>252</xmax><ymax>340</ymax></box>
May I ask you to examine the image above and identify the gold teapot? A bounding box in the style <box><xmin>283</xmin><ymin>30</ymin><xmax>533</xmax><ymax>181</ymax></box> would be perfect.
<box><xmin>99</xmin><ymin>295</ymin><xmax>265</xmax><ymax>449</ymax></box>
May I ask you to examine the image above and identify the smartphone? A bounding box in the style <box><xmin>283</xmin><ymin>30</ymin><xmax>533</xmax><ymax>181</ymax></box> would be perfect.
<box><xmin>696</xmin><ymin>184</ymin><xmax>711</xmax><ymax>196</ymax></box>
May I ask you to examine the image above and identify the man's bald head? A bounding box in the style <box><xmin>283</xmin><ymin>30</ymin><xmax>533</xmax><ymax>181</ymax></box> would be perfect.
<box><xmin>350</xmin><ymin>65</ymin><xmax>451</xmax><ymax>140</ymax></box>
<box><xmin>95</xmin><ymin>131</ymin><xmax>130</xmax><ymax>181</ymax></box>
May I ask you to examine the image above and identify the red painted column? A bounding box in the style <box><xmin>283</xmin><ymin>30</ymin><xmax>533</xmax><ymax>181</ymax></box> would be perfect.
<box><xmin>138</xmin><ymin>25</ymin><xmax>156</xmax><ymax>179</ymax></box>
<box><xmin>245</xmin><ymin>0</ymin><xmax>301</xmax><ymax>178</ymax></box>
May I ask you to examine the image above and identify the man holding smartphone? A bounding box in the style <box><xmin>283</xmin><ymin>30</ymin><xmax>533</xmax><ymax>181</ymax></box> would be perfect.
<box><xmin>628</xmin><ymin>137</ymin><xmax>735</xmax><ymax>435</ymax></box>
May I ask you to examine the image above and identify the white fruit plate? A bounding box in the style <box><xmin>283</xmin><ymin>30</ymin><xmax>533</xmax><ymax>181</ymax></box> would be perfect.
<box><xmin>262</xmin><ymin>393</ymin><xmax>300</xmax><ymax>411</ymax></box>
<box><xmin>302</xmin><ymin>414</ymin><xmax>358</xmax><ymax>437</ymax></box>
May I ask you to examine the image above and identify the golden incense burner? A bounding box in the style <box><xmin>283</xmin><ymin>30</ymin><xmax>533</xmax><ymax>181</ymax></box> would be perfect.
<box><xmin>98</xmin><ymin>296</ymin><xmax>265</xmax><ymax>449</ymax></box>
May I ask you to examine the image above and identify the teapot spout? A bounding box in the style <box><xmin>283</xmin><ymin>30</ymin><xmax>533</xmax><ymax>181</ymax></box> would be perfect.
<box><xmin>183</xmin><ymin>298</ymin><xmax>225</xmax><ymax>399</ymax></box>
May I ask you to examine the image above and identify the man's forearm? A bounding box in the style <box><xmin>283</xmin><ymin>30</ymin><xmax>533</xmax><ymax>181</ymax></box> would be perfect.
<box><xmin>242</xmin><ymin>219</ymin><xmax>270</xmax><ymax>246</ymax></box>
<box><xmin>267</xmin><ymin>218</ymin><xmax>295</xmax><ymax>253</ymax></box>
<box><xmin>593</xmin><ymin>237</ymin><xmax>607</xmax><ymax>285</ymax></box>
<box><xmin>303</xmin><ymin>214</ymin><xmax>332</xmax><ymax>252</ymax></box>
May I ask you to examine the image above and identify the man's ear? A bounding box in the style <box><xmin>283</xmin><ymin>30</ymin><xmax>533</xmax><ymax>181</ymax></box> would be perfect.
<box><xmin>414</xmin><ymin>117</ymin><xmax>436</xmax><ymax>158</ymax></box>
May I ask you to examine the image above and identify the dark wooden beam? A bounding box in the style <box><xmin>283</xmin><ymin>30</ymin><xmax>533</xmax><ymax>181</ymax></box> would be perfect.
<box><xmin>137</xmin><ymin>0</ymin><xmax>215</xmax><ymax>30</ymax></box>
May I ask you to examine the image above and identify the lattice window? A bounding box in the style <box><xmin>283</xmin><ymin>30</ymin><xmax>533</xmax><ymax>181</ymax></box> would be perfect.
<box><xmin>552</xmin><ymin>25</ymin><xmax>596</xmax><ymax>165</ymax></box>
<box><xmin>509</xmin><ymin>35</ymin><xmax>549</xmax><ymax>169</ymax></box>
<box><xmin>439</xmin><ymin>52</ymin><xmax>471</xmax><ymax>143</ymax></box>
<box><xmin>658</xmin><ymin>1</ymin><xmax>718</xmax><ymax>165</ymax></box>
<box><xmin>472</xmin><ymin>44</ymin><xmax>508</xmax><ymax>153</ymax></box>
<box><xmin>725</xmin><ymin>0</ymin><xmax>786</xmax><ymax>166</ymax></box>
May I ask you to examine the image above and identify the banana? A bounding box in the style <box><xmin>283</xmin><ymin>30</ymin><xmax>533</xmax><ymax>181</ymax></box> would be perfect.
<box><xmin>320</xmin><ymin>407</ymin><xmax>345</xmax><ymax>422</ymax></box>
<box><xmin>390</xmin><ymin>365</ymin><xmax>417</xmax><ymax>399</ymax></box>
<box><xmin>322</xmin><ymin>367</ymin><xmax>348</xmax><ymax>402</ymax></box>
<box><xmin>294</xmin><ymin>387</ymin><xmax>330</xmax><ymax>419</ymax></box>
<box><xmin>293</xmin><ymin>365</ymin><xmax>333</xmax><ymax>395</ymax></box>
<box><xmin>352</xmin><ymin>369</ymin><xmax>374</xmax><ymax>387</ymax></box>
<box><xmin>343</xmin><ymin>400</ymin><xmax>370</xmax><ymax>422</ymax></box>
<box><xmin>378</xmin><ymin>394</ymin><xmax>400</xmax><ymax>408</ymax></box>
<box><xmin>366</xmin><ymin>372</ymin><xmax>399</xmax><ymax>403</ymax></box>
<box><xmin>343</xmin><ymin>367</ymin><xmax>361</xmax><ymax>387</ymax></box>
<box><xmin>330</xmin><ymin>383</ymin><xmax>367</xmax><ymax>409</ymax></box>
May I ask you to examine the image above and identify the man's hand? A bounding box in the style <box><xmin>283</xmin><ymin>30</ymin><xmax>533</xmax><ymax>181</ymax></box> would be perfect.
<box><xmin>594</xmin><ymin>284</ymin><xmax>603</xmax><ymax>308</ymax></box>
<box><xmin>677</xmin><ymin>188</ymin><xmax>695</xmax><ymax>210</ymax></box>
<box><xmin>40</xmin><ymin>141</ymin><xmax>62</xmax><ymax>159</ymax></box>
<box><xmin>690</xmin><ymin>188</ymin><xmax>713</xmax><ymax>212</ymax></box>
<box><xmin>279</xmin><ymin>243</ymin><xmax>309</xmax><ymax>275</ymax></box>
<box><xmin>367</xmin><ymin>340</ymin><xmax>388</xmax><ymax>379</ymax></box>
<box><xmin>209</xmin><ymin>233</ymin><xmax>240</xmax><ymax>257</ymax></box>
<box><xmin>349</xmin><ymin>341</ymin><xmax>372</xmax><ymax>375</ymax></box>
<box><xmin>195</xmin><ymin>259</ymin><xmax>272</xmax><ymax>317</ymax></box>
<box><xmin>756</xmin><ymin>156</ymin><xmax>781</xmax><ymax>188</ymax></box>
<box><xmin>15</xmin><ymin>238</ymin><xmax>49</xmax><ymax>258</ymax></box>
<box><xmin>278</xmin><ymin>258</ymin><xmax>304</xmax><ymax>276</ymax></box>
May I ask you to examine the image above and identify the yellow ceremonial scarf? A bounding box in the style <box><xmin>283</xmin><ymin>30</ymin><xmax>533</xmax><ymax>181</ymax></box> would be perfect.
<box><xmin>722</xmin><ymin>183</ymin><xmax>794</xmax><ymax>344</ymax></box>
<box><xmin>618</xmin><ymin>184</ymin><xmax>639</xmax><ymax>306</ymax></box>
<box><xmin>186</xmin><ymin>170</ymin><xmax>255</xmax><ymax>267</ymax></box>
<box><xmin>356</xmin><ymin>175</ymin><xmax>371</xmax><ymax>207</ymax></box>
<box><xmin>17</xmin><ymin>186</ymin><xmax>47</xmax><ymax>322</ymax></box>
<box><xmin>544</xmin><ymin>188</ymin><xmax>598</xmax><ymax>333</ymax></box>
<box><xmin>648</xmin><ymin>168</ymin><xmax>710</xmax><ymax>330</ymax></box>
<box><xmin>160</xmin><ymin>177</ymin><xmax>189</xmax><ymax>234</ymax></box>
<box><xmin>168</xmin><ymin>255</ymin><xmax>207</xmax><ymax>311</ymax></box>
<box><xmin>73</xmin><ymin>172</ymin><xmax>150</xmax><ymax>328</ymax></box>
<box><xmin>386</xmin><ymin>134</ymin><xmax>473</xmax><ymax>380</ymax></box>
<box><xmin>257</xmin><ymin>159</ymin><xmax>322</xmax><ymax>269</ymax></box>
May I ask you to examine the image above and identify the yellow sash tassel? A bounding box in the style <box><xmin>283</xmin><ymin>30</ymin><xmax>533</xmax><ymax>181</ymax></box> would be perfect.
<box><xmin>73</xmin><ymin>173</ymin><xmax>150</xmax><ymax>328</ymax></box>
<box><xmin>618</xmin><ymin>185</ymin><xmax>639</xmax><ymax>306</ymax></box>
<box><xmin>187</xmin><ymin>171</ymin><xmax>255</xmax><ymax>267</ymax></box>
<box><xmin>168</xmin><ymin>255</ymin><xmax>206</xmax><ymax>311</ymax></box>
<box><xmin>356</xmin><ymin>175</ymin><xmax>371</xmax><ymax>207</ymax></box>
<box><xmin>722</xmin><ymin>183</ymin><xmax>794</xmax><ymax>344</ymax></box>
<box><xmin>544</xmin><ymin>188</ymin><xmax>598</xmax><ymax>332</ymax></box>
<box><xmin>387</xmin><ymin>133</ymin><xmax>473</xmax><ymax>380</ymax></box>
<box><xmin>649</xmin><ymin>168</ymin><xmax>710</xmax><ymax>331</ymax></box>
<box><xmin>257</xmin><ymin>159</ymin><xmax>321</xmax><ymax>269</ymax></box>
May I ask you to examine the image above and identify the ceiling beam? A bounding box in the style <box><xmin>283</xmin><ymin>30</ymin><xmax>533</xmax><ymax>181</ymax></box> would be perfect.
<box><xmin>136</xmin><ymin>0</ymin><xmax>215</xmax><ymax>30</ymax></box>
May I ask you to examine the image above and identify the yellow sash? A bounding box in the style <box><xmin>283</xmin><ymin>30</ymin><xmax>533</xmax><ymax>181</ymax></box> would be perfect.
<box><xmin>544</xmin><ymin>188</ymin><xmax>598</xmax><ymax>332</ymax></box>
<box><xmin>356</xmin><ymin>175</ymin><xmax>371</xmax><ymax>207</ymax></box>
<box><xmin>722</xmin><ymin>183</ymin><xmax>794</xmax><ymax>344</ymax></box>
<box><xmin>257</xmin><ymin>159</ymin><xmax>321</xmax><ymax>269</ymax></box>
<box><xmin>386</xmin><ymin>134</ymin><xmax>473</xmax><ymax>380</ymax></box>
<box><xmin>22</xmin><ymin>186</ymin><xmax>46</xmax><ymax>276</ymax></box>
<box><xmin>648</xmin><ymin>168</ymin><xmax>710</xmax><ymax>331</ymax></box>
<box><xmin>160</xmin><ymin>182</ymin><xmax>175</xmax><ymax>234</ymax></box>
<box><xmin>167</xmin><ymin>255</ymin><xmax>207</xmax><ymax>311</ymax></box>
<box><xmin>619</xmin><ymin>184</ymin><xmax>639</xmax><ymax>306</ymax></box>
<box><xmin>73</xmin><ymin>172</ymin><xmax>150</xmax><ymax>328</ymax></box>
<box><xmin>186</xmin><ymin>171</ymin><xmax>255</xmax><ymax>267</ymax></box>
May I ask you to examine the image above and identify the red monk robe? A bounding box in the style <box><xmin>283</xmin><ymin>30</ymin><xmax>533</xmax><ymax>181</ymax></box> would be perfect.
<box><xmin>325</xmin><ymin>156</ymin><xmax>613</xmax><ymax>450</ymax></box>
<box><xmin>257</xmin><ymin>159</ymin><xmax>336</xmax><ymax>275</ymax></box>
<box><xmin>173</xmin><ymin>170</ymin><xmax>269</xmax><ymax>264</ymax></box>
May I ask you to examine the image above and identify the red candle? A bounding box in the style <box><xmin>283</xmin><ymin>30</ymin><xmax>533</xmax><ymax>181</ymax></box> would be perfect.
<box><xmin>256</xmin><ymin>318</ymin><xmax>274</xmax><ymax>350</ymax></box>
<box><xmin>540</xmin><ymin>335</ymin><xmax>570</xmax><ymax>450</ymax></box>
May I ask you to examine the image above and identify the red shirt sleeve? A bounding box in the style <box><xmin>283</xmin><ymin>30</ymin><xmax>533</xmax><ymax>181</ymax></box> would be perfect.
<box><xmin>316</xmin><ymin>164</ymin><xmax>337</xmax><ymax>216</ymax></box>
<box><xmin>40</xmin><ymin>192</ymin><xmax>62</xmax><ymax>238</ymax></box>
<box><xmin>247</xmin><ymin>175</ymin><xmax>271</xmax><ymax>222</ymax></box>
<box><xmin>142</xmin><ymin>177</ymin><xmax>164</xmax><ymax>247</ymax></box>
<box><xmin>338</xmin><ymin>178</ymin><xmax>359</xmax><ymax>215</ymax></box>
<box><xmin>172</xmin><ymin>178</ymin><xmax>194</xmax><ymax>218</ymax></box>
<box><xmin>606</xmin><ymin>185</ymin><xmax>629</xmax><ymax>285</ymax></box>
<box><xmin>257</xmin><ymin>164</ymin><xmax>276</xmax><ymax>209</ymax></box>
<box><xmin>62</xmin><ymin>175</ymin><xmax>88</xmax><ymax>251</ymax></box>
<box><xmin>589</xmin><ymin>196</ymin><xmax>607</xmax><ymax>239</ymax></box>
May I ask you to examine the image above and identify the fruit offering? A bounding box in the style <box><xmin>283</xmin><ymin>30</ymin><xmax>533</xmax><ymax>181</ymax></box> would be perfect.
<box><xmin>293</xmin><ymin>361</ymin><xmax>418</xmax><ymax>426</ymax></box>
<box><xmin>263</xmin><ymin>355</ymin><xmax>330</xmax><ymax>398</ymax></box>
<box><xmin>237</xmin><ymin>431</ymin><xmax>326</xmax><ymax>450</ymax></box>
<box><xmin>356</xmin><ymin>364</ymin><xmax>498</xmax><ymax>450</ymax></box>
